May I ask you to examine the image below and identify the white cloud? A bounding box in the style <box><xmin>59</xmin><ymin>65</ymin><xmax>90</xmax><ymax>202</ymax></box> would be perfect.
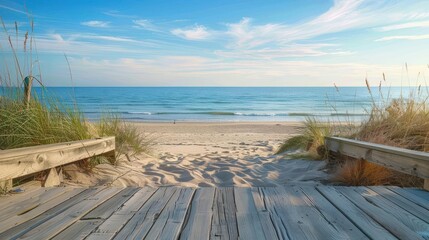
<box><xmin>133</xmin><ymin>19</ymin><xmax>159</xmax><ymax>32</ymax></box>
<box><xmin>81</xmin><ymin>21</ymin><xmax>110</xmax><ymax>28</ymax></box>
<box><xmin>171</xmin><ymin>24</ymin><xmax>211</xmax><ymax>40</ymax></box>
<box><xmin>378</xmin><ymin>20</ymin><xmax>429</xmax><ymax>31</ymax></box>
<box><xmin>70</xmin><ymin>34</ymin><xmax>138</xmax><ymax>43</ymax></box>
<box><xmin>376</xmin><ymin>34</ymin><xmax>429</xmax><ymax>41</ymax></box>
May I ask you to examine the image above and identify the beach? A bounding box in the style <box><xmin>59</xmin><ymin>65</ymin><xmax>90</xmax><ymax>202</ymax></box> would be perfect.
<box><xmin>63</xmin><ymin>122</ymin><xmax>328</xmax><ymax>187</ymax></box>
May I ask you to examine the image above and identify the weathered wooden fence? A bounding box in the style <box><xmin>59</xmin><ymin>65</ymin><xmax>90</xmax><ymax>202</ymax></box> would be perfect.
<box><xmin>0</xmin><ymin>137</ymin><xmax>115</xmax><ymax>189</ymax></box>
<box><xmin>325</xmin><ymin>136</ymin><xmax>429</xmax><ymax>191</ymax></box>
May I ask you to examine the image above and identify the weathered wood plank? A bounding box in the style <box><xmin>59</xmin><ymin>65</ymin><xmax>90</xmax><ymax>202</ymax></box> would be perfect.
<box><xmin>0</xmin><ymin>187</ymin><xmax>105</xmax><ymax>239</ymax></box>
<box><xmin>180</xmin><ymin>188</ymin><xmax>215</xmax><ymax>240</ymax></box>
<box><xmin>316</xmin><ymin>186</ymin><xmax>396</xmax><ymax>239</ymax></box>
<box><xmin>85</xmin><ymin>187</ymin><xmax>157</xmax><ymax>240</ymax></box>
<box><xmin>424</xmin><ymin>179</ymin><xmax>429</xmax><ymax>191</ymax></box>
<box><xmin>336</xmin><ymin>186</ymin><xmax>423</xmax><ymax>240</ymax></box>
<box><xmin>326</xmin><ymin>137</ymin><xmax>429</xmax><ymax>179</ymax></box>
<box><xmin>0</xmin><ymin>187</ymin><xmax>48</xmax><ymax>212</ymax></box>
<box><xmin>11</xmin><ymin>188</ymin><xmax>121</xmax><ymax>240</ymax></box>
<box><xmin>210</xmin><ymin>187</ymin><xmax>239</xmax><ymax>240</ymax></box>
<box><xmin>271</xmin><ymin>186</ymin><xmax>350</xmax><ymax>240</ymax></box>
<box><xmin>113</xmin><ymin>187</ymin><xmax>177</xmax><ymax>239</ymax></box>
<box><xmin>0</xmin><ymin>187</ymin><xmax>71</xmax><ymax>222</ymax></box>
<box><xmin>250</xmin><ymin>188</ymin><xmax>282</xmax><ymax>240</ymax></box>
<box><xmin>388</xmin><ymin>187</ymin><xmax>429</xmax><ymax>211</ymax></box>
<box><xmin>354</xmin><ymin>187</ymin><xmax>429</xmax><ymax>237</ymax></box>
<box><xmin>0</xmin><ymin>188</ymin><xmax>85</xmax><ymax>233</ymax></box>
<box><xmin>369</xmin><ymin>186</ymin><xmax>429</xmax><ymax>223</ymax></box>
<box><xmin>145</xmin><ymin>188</ymin><xmax>195</xmax><ymax>239</ymax></box>
<box><xmin>234</xmin><ymin>188</ymin><xmax>268</xmax><ymax>240</ymax></box>
<box><xmin>0</xmin><ymin>137</ymin><xmax>115</xmax><ymax>181</ymax></box>
<box><xmin>298</xmin><ymin>186</ymin><xmax>369</xmax><ymax>240</ymax></box>
<box><xmin>52</xmin><ymin>188</ymin><xmax>139</xmax><ymax>240</ymax></box>
<box><xmin>258</xmin><ymin>188</ymin><xmax>290</xmax><ymax>240</ymax></box>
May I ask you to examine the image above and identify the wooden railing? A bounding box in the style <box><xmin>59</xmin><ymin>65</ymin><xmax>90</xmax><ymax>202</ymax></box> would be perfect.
<box><xmin>325</xmin><ymin>136</ymin><xmax>429</xmax><ymax>191</ymax></box>
<box><xmin>0</xmin><ymin>137</ymin><xmax>115</xmax><ymax>189</ymax></box>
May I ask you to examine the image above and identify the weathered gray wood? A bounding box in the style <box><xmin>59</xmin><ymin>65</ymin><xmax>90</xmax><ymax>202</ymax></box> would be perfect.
<box><xmin>50</xmin><ymin>188</ymin><xmax>139</xmax><ymax>240</ymax></box>
<box><xmin>145</xmin><ymin>188</ymin><xmax>195</xmax><ymax>239</ymax></box>
<box><xmin>270</xmin><ymin>186</ymin><xmax>350</xmax><ymax>240</ymax></box>
<box><xmin>369</xmin><ymin>186</ymin><xmax>429</xmax><ymax>223</ymax></box>
<box><xmin>86</xmin><ymin>187</ymin><xmax>157</xmax><ymax>240</ymax></box>
<box><xmin>234</xmin><ymin>188</ymin><xmax>269</xmax><ymax>240</ymax></box>
<box><xmin>336</xmin><ymin>186</ymin><xmax>423</xmax><ymax>240</ymax></box>
<box><xmin>13</xmin><ymin>187</ymin><xmax>121</xmax><ymax>240</ymax></box>
<box><xmin>298</xmin><ymin>186</ymin><xmax>369</xmax><ymax>240</ymax></box>
<box><xmin>0</xmin><ymin>187</ymin><xmax>105</xmax><ymax>239</ymax></box>
<box><xmin>210</xmin><ymin>187</ymin><xmax>239</xmax><ymax>240</ymax></box>
<box><xmin>258</xmin><ymin>188</ymin><xmax>290</xmax><ymax>240</ymax></box>
<box><xmin>326</xmin><ymin>137</ymin><xmax>429</xmax><ymax>179</ymax></box>
<box><xmin>180</xmin><ymin>188</ymin><xmax>215</xmax><ymax>240</ymax></box>
<box><xmin>250</xmin><ymin>188</ymin><xmax>282</xmax><ymax>240</ymax></box>
<box><xmin>388</xmin><ymin>187</ymin><xmax>429</xmax><ymax>211</ymax></box>
<box><xmin>113</xmin><ymin>187</ymin><xmax>177</xmax><ymax>239</ymax></box>
<box><xmin>0</xmin><ymin>188</ymin><xmax>85</xmax><ymax>232</ymax></box>
<box><xmin>354</xmin><ymin>187</ymin><xmax>429</xmax><ymax>237</ymax></box>
<box><xmin>43</xmin><ymin>168</ymin><xmax>62</xmax><ymax>187</ymax></box>
<box><xmin>317</xmin><ymin>186</ymin><xmax>396</xmax><ymax>239</ymax></box>
<box><xmin>0</xmin><ymin>187</ymin><xmax>67</xmax><ymax>222</ymax></box>
<box><xmin>0</xmin><ymin>187</ymin><xmax>48</xmax><ymax>212</ymax></box>
<box><xmin>0</xmin><ymin>137</ymin><xmax>115</xmax><ymax>181</ymax></box>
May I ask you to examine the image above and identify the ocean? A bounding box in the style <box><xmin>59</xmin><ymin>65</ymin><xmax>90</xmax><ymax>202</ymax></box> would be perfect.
<box><xmin>34</xmin><ymin>87</ymin><xmax>408</xmax><ymax>122</ymax></box>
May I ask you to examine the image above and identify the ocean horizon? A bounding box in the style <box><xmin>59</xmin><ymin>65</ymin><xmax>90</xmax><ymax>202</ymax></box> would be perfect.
<box><xmin>24</xmin><ymin>86</ymin><xmax>411</xmax><ymax>122</ymax></box>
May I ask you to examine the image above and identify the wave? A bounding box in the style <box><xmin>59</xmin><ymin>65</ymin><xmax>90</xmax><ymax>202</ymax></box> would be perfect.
<box><xmin>120</xmin><ymin>111</ymin><xmax>369</xmax><ymax>117</ymax></box>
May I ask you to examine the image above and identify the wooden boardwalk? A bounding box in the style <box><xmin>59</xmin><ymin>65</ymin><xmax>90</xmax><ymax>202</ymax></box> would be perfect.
<box><xmin>0</xmin><ymin>186</ymin><xmax>428</xmax><ymax>240</ymax></box>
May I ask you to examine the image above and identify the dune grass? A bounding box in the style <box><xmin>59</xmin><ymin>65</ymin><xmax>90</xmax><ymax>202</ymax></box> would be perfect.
<box><xmin>0</xmin><ymin>19</ymin><xmax>151</xmax><ymax>193</ymax></box>
<box><xmin>277</xmin><ymin>81</ymin><xmax>428</xmax><ymax>187</ymax></box>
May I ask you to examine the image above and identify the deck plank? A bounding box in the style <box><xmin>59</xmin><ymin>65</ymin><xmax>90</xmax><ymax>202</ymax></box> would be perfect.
<box><xmin>298</xmin><ymin>186</ymin><xmax>369</xmax><ymax>240</ymax></box>
<box><xmin>210</xmin><ymin>187</ymin><xmax>239</xmax><ymax>240</ymax></box>
<box><xmin>86</xmin><ymin>187</ymin><xmax>157</xmax><ymax>240</ymax></box>
<box><xmin>369</xmin><ymin>186</ymin><xmax>429</xmax><ymax>223</ymax></box>
<box><xmin>180</xmin><ymin>188</ymin><xmax>215</xmax><ymax>240</ymax></box>
<box><xmin>336</xmin><ymin>186</ymin><xmax>423</xmax><ymax>240</ymax></box>
<box><xmin>0</xmin><ymin>187</ymin><xmax>104</xmax><ymax>239</ymax></box>
<box><xmin>0</xmin><ymin>188</ymin><xmax>85</xmax><ymax>233</ymax></box>
<box><xmin>316</xmin><ymin>186</ymin><xmax>396</xmax><ymax>239</ymax></box>
<box><xmin>113</xmin><ymin>187</ymin><xmax>177</xmax><ymax>239</ymax></box>
<box><xmin>234</xmin><ymin>188</ymin><xmax>268</xmax><ymax>240</ymax></box>
<box><xmin>388</xmin><ymin>187</ymin><xmax>429</xmax><ymax>211</ymax></box>
<box><xmin>355</xmin><ymin>187</ymin><xmax>429</xmax><ymax>238</ymax></box>
<box><xmin>145</xmin><ymin>188</ymin><xmax>195</xmax><ymax>239</ymax></box>
<box><xmin>16</xmin><ymin>187</ymin><xmax>122</xmax><ymax>240</ymax></box>
<box><xmin>52</xmin><ymin>188</ymin><xmax>140</xmax><ymax>240</ymax></box>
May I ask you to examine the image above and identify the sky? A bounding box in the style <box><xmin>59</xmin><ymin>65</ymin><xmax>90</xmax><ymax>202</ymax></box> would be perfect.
<box><xmin>1</xmin><ymin>0</ymin><xmax>429</xmax><ymax>86</ymax></box>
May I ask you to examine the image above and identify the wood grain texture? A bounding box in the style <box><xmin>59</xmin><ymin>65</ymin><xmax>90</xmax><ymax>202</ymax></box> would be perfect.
<box><xmin>180</xmin><ymin>188</ymin><xmax>215</xmax><ymax>240</ymax></box>
<box><xmin>0</xmin><ymin>137</ymin><xmax>115</xmax><ymax>181</ymax></box>
<box><xmin>336</xmin><ymin>186</ymin><xmax>423</xmax><ymax>240</ymax></box>
<box><xmin>326</xmin><ymin>137</ymin><xmax>429</xmax><ymax>179</ymax></box>
<box><xmin>210</xmin><ymin>187</ymin><xmax>239</xmax><ymax>240</ymax></box>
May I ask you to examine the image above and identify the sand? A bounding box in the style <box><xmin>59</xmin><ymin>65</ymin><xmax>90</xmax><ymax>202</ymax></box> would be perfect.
<box><xmin>63</xmin><ymin>122</ymin><xmax>328</xmax><ymax>187</ymax></box>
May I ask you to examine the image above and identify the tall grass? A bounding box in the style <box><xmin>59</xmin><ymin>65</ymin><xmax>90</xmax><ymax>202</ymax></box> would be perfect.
<box><xmin>0</xmin><ymin>19</ymin><xmax>151</xmax><ymax>191</ymax></box>
<box><xmin>277</xmin><ymin>77</ymin><xmax>428</xmax><ymax>187</ymax></box>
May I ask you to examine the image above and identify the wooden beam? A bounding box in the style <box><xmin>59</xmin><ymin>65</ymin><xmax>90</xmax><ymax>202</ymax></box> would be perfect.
<box><xmin>325</xmin><ymin>137</ymin><xmax>429</xmax><ymax>180</ymax></box>
<box><xmin>424</xmin><ymin>179</ymin><xmax>429</xmax><ymax>191</ymax></box>
<box><xmin>0</xmin><ymin>137</ymin><xmax>115</xmax><ymax>181</ymax></box>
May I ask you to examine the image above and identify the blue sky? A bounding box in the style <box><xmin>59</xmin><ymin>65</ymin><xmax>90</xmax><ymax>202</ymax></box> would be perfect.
<box><xmin>1</xmin><ymin>0</ymin><xmax>429</xmax><ymax>86</ymax></box>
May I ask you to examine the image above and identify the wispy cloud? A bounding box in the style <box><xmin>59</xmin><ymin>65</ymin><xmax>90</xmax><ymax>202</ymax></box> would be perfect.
<box><xmin>103</xmin><ymin>10</ymin><xmax>137</xmax><ymax>18</ymax></box>
<box><xmin>81</xmin><ymin>21</ymin><xmax>110</xmax><ymax>28</ymax></box>
<box><xmin>377</xmin><ymin>20</ymin><xmax>429</xmax><ymax>31</ymax></box>
<box><xmin>0</xmin><ymin>4</ymin><xmax>28</xmax><ymax>15</ymax></box>
<box><xmin>133</xmin><ymin>19</ymin><xmax>160</xmax><ymax>32</ymax></box>
<box><xmin>376</xmin><ymin>34</ymin><xmax>429</xmax><ymax>41</ymax></box>
<box><xmin>171</xmin><ymin>24</ymin><xmax>211</xmax><ymax>40</ymax></box>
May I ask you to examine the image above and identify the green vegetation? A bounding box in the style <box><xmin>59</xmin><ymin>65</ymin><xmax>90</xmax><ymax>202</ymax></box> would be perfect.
<box><xmin>277</xmin><ymin>82</ymin><xmax>428</xmax><ymax>187</ymax></box>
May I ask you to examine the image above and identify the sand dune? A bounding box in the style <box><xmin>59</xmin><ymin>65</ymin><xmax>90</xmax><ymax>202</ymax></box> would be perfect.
<box><xmin>63</xmin><ymin>122</ymin><xmax>328</xmax><ymax>187</ymax></box>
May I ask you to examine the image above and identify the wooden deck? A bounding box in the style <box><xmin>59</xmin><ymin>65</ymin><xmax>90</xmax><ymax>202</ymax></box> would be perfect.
<box><xmin>0</xmin><ymin>186</ymin><xmax>428</xmax><ymax>240</ymax></box>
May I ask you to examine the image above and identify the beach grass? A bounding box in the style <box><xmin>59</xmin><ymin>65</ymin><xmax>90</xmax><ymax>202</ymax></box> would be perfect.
<box><xmin>278</xmin><ymin>80</ymin><xmax>428</xmax><ymax>187</ymax></box>
<box><xmin>0</xmin><ymin>19</ymin><xmax>150</xmax><ymax>176</ymax></box>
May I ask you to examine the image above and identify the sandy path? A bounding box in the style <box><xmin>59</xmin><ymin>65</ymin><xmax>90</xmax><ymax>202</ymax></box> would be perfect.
<box><xmin>63</xmin><ymin>122</ymin><xmax>328</xmax><ymax>187</ymax></box>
